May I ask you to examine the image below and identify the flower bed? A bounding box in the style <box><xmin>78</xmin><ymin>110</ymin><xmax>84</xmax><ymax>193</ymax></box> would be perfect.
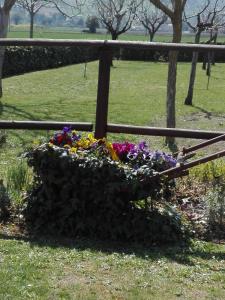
<box><xmin>25</xmin><ymin>128</ymin><xmax>188</xmax><ymax>244</ymax></box>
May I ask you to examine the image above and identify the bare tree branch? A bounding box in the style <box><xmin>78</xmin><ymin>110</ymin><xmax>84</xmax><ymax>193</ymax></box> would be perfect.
<box><xmin>149</xmin><ymin>0</ymin><xmax>173</xmax><ymax>19</ymax></box>
<box><xmin>50</xmin><ymin>0</ymin><xmax>85</xmax><ymax>18</ymax></box>
<box><xmin>136</xmin><ymin>1</ymin><xmax>167</xmax><ymax>41</ymax></box>
<box><xmin>95</xmin><ymin>0</ymin><xmax>142</xmax><ymax>40</ymax></box>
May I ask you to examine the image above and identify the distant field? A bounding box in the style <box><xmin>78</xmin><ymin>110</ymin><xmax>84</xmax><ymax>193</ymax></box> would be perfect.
<box><xmin>8</xmin><ymin>25</ymin><xmax>225</xmax><ymax>43</ymax></box>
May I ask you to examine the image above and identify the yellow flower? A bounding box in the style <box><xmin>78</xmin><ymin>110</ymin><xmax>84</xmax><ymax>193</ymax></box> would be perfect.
<box><xmin>64</xmin><ymin>144</ymin><xmax>71</xmax><ymax>149</ymax></box>
<box><xmin>106</xmin><ymin>141</ymin><xmax>119</xmax><ymax>161</ymax></box>
<box><xmin>70</xmin><ymin>147</ymin><xmax>77</xmax><ymax>154</ymax></box>
<box><xmin>77</xmin><ymin>138</ymin><xmax>90</xmax><ymax>149</ymax></box>
<box><xmin>88</xmin><ymin>133</ymin><xmax>97</xmax><ymax>145</ymax></box>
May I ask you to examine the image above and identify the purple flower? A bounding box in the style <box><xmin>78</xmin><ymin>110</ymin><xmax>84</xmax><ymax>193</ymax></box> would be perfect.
<box><xmin>153</xmin><ymin>150</ymin><xmax>162</xmax><ymax>160</ymax></box>
<box><xmin>127</xmin><ymin>151</ymin><xmax>138</xmax><ymax>160</ymax></box>
<box><xmin>63</xmin><ymin>126</ymin><xmax>72</xmax><ymax>133</ymax></box>
<box><xmin>138</xmin><ymin>141</ymin><xmax>147</xmax><ymax>151</ymax></box>
<box><xmin>143</xmin><ymin>152</ymin><xmax>153</xmax><ymax>161</ymax></box>
<box><xmin>72</xmin><ymin>134</ymin><xmax>81</xmax><ymax>141</ymax></box>
<box><xmin>163</xmin><ymin>154</ymin><xmax>177</xmax><ymax>167</ymax></box>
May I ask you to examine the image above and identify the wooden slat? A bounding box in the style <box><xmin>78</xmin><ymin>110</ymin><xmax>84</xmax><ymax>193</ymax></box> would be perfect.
<box><xmin>1</xmin><ymin>39</ymin><xmax>225</xmax><ymax>53</ymax></box>
<box><xmin>182</xmin><ymin>133</ymin><xmax>225</xmax><ymax>154</ymax></box>
<box><xmin>95</xmin><ymin>48</ymin><xmax>112</xmax><ymax>139</ymax></box>
<box><xmin>158</xmin><ymin>148</ymin><xmax>225</xmax><ymax>178</ymax></box>
<box><xmin>0</xmin><ymin>120</ymin><xmax>93</xmax><ymax>131</ymax></box>
<box><xmin>107</xmin><ymin>123</ymin><xmax>225</xmax><ymax>140</ymax></box>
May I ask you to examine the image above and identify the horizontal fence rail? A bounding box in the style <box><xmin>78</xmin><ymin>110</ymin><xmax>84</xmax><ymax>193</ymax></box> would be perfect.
<box><xmin>107</xmin><ymin>124</ymin><xmax>225</xmax><ymax>140</ymax></box>
<box><xmin>1</xmin><ymin>39</ymin><xmax>225</xmax><ymax>52</ymax></box>
<box><xmin>0</xmin><ymin>121</ymin><xmax>93</xmax><ymax>131</ymax></box>
<box><xmin>1</xmin><ymin>121</ymin><xmax>225</xmax><ymax>141</ymax></box>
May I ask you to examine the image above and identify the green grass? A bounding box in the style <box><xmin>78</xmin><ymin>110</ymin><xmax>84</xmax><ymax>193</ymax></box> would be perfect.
<box><xmin>7</xmin><ymin>25</ymin><xmax>225</xmax><ymax>43</ymax></box>
<box><xmin>1</xmin><ymin>60</ymin><xmax>225</xmax><ymax>177</ymax></box>
<box><xmin>0</xmin><ymin>232</ymin><xmax>224</xmax><ymax>300</ymax></box>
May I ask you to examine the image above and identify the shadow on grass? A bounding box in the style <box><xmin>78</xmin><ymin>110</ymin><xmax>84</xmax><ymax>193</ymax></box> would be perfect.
<box><xmin>2</xmin><ymin>104</ymin><xmax>40</xmax><ymax>121</ymax></box>
<box><xmin>0</xmin><ymin>231</ymin><xmax>224</xmax><ymax>266</ymax></box>
<box><xmin>193</xmin><ymin>105</ymin><xmax>212</xmax><ymax>119</ymax></box>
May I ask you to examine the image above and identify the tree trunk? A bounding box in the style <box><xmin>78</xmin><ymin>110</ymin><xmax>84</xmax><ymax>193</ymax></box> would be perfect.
<box><xmin>211</xmin><ymin>32</ymin><xmax>218</xmax><ymax>66</ymax></box>
<box><xmin>30</xmin><ymin>12</ymin><xmax>34</xmax><ymax>38</ymax></box>
<box><xmin>149</xmin><ymin>31</ymin><xmax>154</xmax><ymax>42</ymax></box>
<box><xmin>206</xmin><ymin>52</ymin><xmax>211</xmax><ymax>90</ymax></box>
<box><xmin>165</xmin><ymin>20</ymin><xmax>182</xmax><ymax>146</ymax></box>
<box><xmin>202</xmin><ymin>56</ymin><xmax>207</xmax><ymax>70</ymax></box>
<box><xmin>0</xmin><ymin>8</ymin><xmax>10</xmax><ymax>98</ymax></box>
<box><xmin>184</xmin><ymin>32</ymin><xmax>201</xmax><ymax>106</ymax></box>
<box><xmin>110</xmin><ymin>33</ymin><xmax>118</xmax><ymax>66</ymax></box>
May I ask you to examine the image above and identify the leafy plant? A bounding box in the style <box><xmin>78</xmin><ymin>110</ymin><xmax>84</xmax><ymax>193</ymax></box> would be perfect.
<box><xmin>6</xmin><ymin>160</ymin><xmax>32</xmax><ymax>208</ymax></box>
<box><xmin>25</xmin><ymin>129</ymin><xmax>189</xmax><ymax>245</ymax></box>
<box><xmin>190</xmin><ymin>160</ymin><xmax>225</xmax><ymax>183</ymax></box>
<box><xmin>0</xmin><ymin>130</ymin><xmax>7</xmax><ymax>148</ymax></box>
<box><xmin>0</xmin><ymin>179</ymin><xmax>10</xmax><ymax>221</ymax></box>
<box><xmin>204</xmin><ymin>177</ymin><xmax>225</xmax><ymax>238</ymax></box>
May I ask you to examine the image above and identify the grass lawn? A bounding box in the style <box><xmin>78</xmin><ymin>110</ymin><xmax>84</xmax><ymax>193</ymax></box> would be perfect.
<box><xmin>1</xmin><ymin>60</ymin><xmax>225</xmax><ymax>177</ymax></box>
<box><xmin>0</xmin><ymin>229</ymin><xmax>225</xmax><ymax>300</ymax></box>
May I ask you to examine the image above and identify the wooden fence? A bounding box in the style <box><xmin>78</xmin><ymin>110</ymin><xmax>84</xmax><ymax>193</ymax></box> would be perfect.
<box><xmin>1</xmin><ymin>39</ymin><xmax>225</xmax><ymax>140</ymax></box>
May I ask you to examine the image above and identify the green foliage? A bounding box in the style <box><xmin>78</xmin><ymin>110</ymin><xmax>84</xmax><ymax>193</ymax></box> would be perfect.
<box><xmin>25</xmin><ymin>144</ymin><xmax>188</xmax><ymax>244</ymax></box>
<box><xmin>6</xmin><ymin>160</ymin><xmax>32</xmax><ymax>208</ymax></box>
<box><xmin>3</xmin><ymin>46</ymin><xmax>99</xmax><ymax>78</ymax></box>
<box><xmin>204</xmin><ymin>177</ymin><xmax>225</xmax><ymax>238</ymax></box>
<box><xmin>0</xmin><ymin>130</ymin><xmax>7</xmax><ymax>148</ymax></box>
<box><xmin>190</xmin><ymin>160</ymin><xmax>225</xmax><ymax>183</ymax></box>
<box><xmin>116</xmin><ymin>43</ymin><xmax>225</xmax><ymax>62</ymax></box>
<box><xmin>86</xmin><ymin>16</ymin><xmax>99</xmax><ymax>33</ymax></box>
<box><xmin>0</xmin><ymin>180</ymin><xmax>10</xmax><ymax>221</ymax></box>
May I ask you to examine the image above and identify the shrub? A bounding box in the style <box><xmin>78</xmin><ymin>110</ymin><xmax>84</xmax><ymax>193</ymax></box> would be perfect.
<box><xmin>3</xmin><ymin>46</ymin><xmax>99</xmax><ymax>78</ymax></box>
<box><xmin>25</xmin><ymin>128</ymin><xmax>189</xmax><ymax>244</ymax></box>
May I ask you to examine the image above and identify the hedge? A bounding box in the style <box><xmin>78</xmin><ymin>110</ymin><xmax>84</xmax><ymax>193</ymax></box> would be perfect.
<box><xmin>3</xmin><ymin>46</ymin><xmax>99</xmax><ymax>77</ymax></box>
<box><xmin>3</xmin><ymin>42</ymin><xmax>225</xmax><ymax>78</ymax></box>
<box><xmin>119</xmin><ymin>42</ymin><xmax>225</xmax><ymax>62</ymax></box>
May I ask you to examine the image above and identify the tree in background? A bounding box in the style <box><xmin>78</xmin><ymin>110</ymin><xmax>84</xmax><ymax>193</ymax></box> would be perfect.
<box><xmin>0</xmin><ymin>0</ymin><xmax>17</xmax><ymax>97</ymax></box>
<box><xmin>86</xmin><ymin>15</ymin><xmax>99</xmax><ymax>33</ymax></box>
<box><xmin>149</xmin><ymin>0</ymin><xmax>187</xmax><ymax>146</ymax></box>
<box><xmin>17</xmin><ymin>0</ymin><xmax>50</xmax><ymax>38</ymax></box>
<box><xmin>11</xmin><ymin>11</ymin><xmax>23</xmax><ymax>24</ymax></box>
<box><xmin>136</xmin><ymin>0</ymin><xmax>167</xmax><ymax>42</ymax></box>
<box><xmin>95</xmin><ymin>0</ymin><xmax>141</xmax><ymax>40</ymax></box>
<box><xmin>51</xmin><ymin>0</ymin><xmax>85</xmax><ymax>19</ymax></box>
<box><xmin>184</xmin><ymin>0</ymin><xmax>225</xmax><ymax>105</ymax></box>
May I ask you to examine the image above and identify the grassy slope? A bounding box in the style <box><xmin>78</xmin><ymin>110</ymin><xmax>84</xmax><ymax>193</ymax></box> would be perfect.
<box><xmin>1</xmin><ymin>60</ymin><xmax>225</xmax><ymax>177</ymax></box>
<box><xmin>0</xmin><ymin>233</ymin><xmax>224</xmax><ymax>300</ymax></box>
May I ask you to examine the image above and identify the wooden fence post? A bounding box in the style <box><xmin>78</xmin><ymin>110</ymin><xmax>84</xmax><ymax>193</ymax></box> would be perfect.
<box><xmin>95</xmin><ymin>47</ymin><xmax>112</xmax><ymax>139</ymax></box>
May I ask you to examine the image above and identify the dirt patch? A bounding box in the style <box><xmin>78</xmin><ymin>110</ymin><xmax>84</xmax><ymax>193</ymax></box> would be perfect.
<box><xmin>149</xmin><ymin>111</ymin><xmax>225</xmax><ymax>153</ymax></box>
